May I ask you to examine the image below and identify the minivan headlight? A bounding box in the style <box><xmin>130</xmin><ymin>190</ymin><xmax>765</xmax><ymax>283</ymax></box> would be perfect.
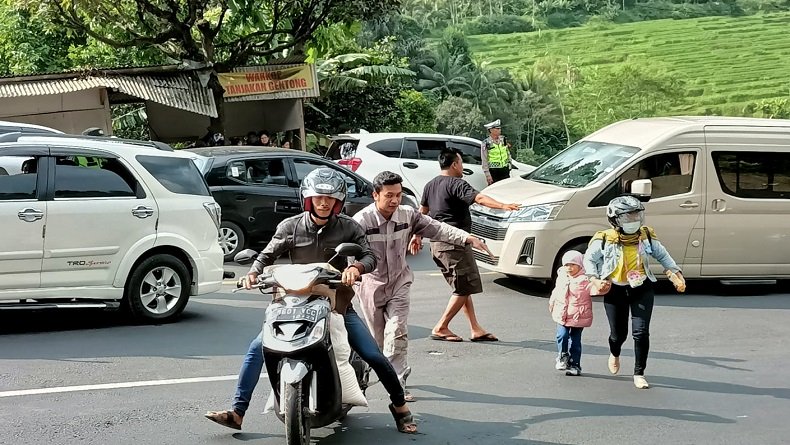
<box><xmin>509</xmin><ymin>201</ymin><xmax>567</xmax><ymax>223</ymax></box>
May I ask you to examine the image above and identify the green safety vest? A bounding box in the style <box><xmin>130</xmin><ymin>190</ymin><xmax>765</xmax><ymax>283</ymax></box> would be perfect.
<box><xmin>485</xmin><ymin>137</ymin><xmax>510</xmax><ymax>168</ymax></box>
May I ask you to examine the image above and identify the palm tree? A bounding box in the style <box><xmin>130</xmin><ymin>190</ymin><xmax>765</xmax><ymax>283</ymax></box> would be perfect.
<box><xmin>415</xmin><ymin>46</ymin><xmax>474</xmax><ymax>98</ymax></box>
<box><xmin>315</xmin><ymin>53</ymin><xmax>415</xmax><ymax>93</ymax></box>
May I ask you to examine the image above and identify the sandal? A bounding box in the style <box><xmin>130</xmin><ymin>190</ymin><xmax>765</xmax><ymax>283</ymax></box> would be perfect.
<box><xmin>204</xmin><ymin>410</ymin><xmax>242</xmax><ymax>430</ymax></box>
<box><xmin>388</xmin><ymin>403</ymin><xmax>417</xmax><ymax>434</ymax></box>
<box><xmin>404</xmin><ymin>390</ymin><xmax>415</xmax><ymax>402</ymax></box>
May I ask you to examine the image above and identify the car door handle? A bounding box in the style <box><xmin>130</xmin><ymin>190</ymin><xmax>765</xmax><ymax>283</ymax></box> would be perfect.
<box><xmin>402</xmin><ymin>162</ymin><xmax>418</xmax><ymax>169</ymax></box>
<box><xmin>235</xmin><ymin>195</ymin><xmax>247</xmax><ymax>201</ymax></box>
<box><xmin>463</xmin><ymin>168</ymin><xmax>473</xmax><ymax>175</ymax></box>
<box><xmin>711</xmin><ymin>198</ymin><xmax>727</xmax><ymax>212</ymax></box>
<box><xmin>131</xmin><ymin>205</ymin><xmax>155</xmax><ymax>219</ymax></box>
<box><xmin>17</xmin><ymin>208</ymin><xmax>44</xmax><ymax>222</ymax></box>
<box><xmin>275</xmin><ymin>201</ymin><xmax>299</xmax><ymax>212</ymax></box>
<box><xmin>679</xmin><ymin>202</ymin><xmax>699</xmax><ymax>208</ymax></box>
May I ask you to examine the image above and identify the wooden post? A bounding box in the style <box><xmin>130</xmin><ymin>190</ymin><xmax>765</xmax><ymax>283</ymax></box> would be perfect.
<box><xmin>298</xmin><ymin>98</ymin><xmax>307</xmax><ymax>151</ymax></box>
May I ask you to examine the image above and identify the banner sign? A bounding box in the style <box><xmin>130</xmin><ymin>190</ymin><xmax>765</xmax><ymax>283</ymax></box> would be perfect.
<box><xmin>218</xmin><ymin>65</ymin><xmax>315</xmax><ymax>97</ymax></box>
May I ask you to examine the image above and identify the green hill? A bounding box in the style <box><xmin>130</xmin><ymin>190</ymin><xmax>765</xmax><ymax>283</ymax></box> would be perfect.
<box><xmin>467</xmin><ymin>13</ymin><xmax>790</xmax><ymax>116</ymax></box>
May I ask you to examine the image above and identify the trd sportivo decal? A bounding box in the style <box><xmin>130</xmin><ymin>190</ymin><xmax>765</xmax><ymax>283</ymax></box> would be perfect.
<box><xmin>66</xmin><ymin>260</ymin><xmax>112</xmax><ymax>267</ymax></box>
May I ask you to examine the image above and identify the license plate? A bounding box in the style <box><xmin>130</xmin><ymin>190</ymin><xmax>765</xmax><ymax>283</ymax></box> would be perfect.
<box><xmin>272</xmin><ymin>307</ymin><xmax>319</xmax><ymax>322</ymax></box>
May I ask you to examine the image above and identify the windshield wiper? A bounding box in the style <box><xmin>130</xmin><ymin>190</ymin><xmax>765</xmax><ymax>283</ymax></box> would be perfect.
<box><xmin>528</xmin><ymin>177</ymin><xmax>559</xmax><ymax>185</ymax></box>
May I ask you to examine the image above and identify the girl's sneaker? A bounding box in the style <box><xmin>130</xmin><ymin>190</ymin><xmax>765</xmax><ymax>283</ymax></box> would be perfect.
<box><xmin>633</xmin><ymin>375</ymin><xmax>649</xmax><ymax>389</ymax></box>
<box><xmin>565</xmin><ymin>366</ymin><xmax>581</xmax><ymax>376</ymax></box>
<box><xmin>555</xmin><ymin>353</ymin><xmax>569</xmax><ymax>371</ymax></box>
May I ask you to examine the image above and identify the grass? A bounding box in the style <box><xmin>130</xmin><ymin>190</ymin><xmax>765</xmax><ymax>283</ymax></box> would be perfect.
<box><xmin>468</xmin><ymin>13</ymin><xmax>790</xmax><ymax>115</ymax></box>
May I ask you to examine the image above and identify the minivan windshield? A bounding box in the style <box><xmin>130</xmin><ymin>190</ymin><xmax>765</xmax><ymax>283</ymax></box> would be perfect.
<box><xmin>525</xmin><ymin>141</ymin><xmax>640</xmax><ymax>188</ymax></box>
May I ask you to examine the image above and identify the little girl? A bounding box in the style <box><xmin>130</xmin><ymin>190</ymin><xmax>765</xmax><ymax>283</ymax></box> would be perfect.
<box><xmin>549</xmin><ymin>250</ymin><xmax>593</xmax><ymax>376</ymax></box>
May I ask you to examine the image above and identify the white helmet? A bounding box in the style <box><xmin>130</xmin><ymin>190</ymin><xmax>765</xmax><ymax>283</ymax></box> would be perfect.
<box><xmin>606</xmin><ymin>195</ymin><xmax>645</xmax><ymax>233</ymax></box>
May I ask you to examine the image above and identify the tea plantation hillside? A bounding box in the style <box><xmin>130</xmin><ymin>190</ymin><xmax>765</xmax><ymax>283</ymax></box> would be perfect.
<box><xmin>468</xmin><ymin>13</ymin><xmax>790</xmax><ymax>116</ymax></box>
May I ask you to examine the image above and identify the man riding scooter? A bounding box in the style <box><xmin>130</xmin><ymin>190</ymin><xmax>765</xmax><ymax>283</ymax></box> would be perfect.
<box><xmin>205</xmin><ymin>168</ymin><xmax>417</xmax><ymax>434</ymax></box>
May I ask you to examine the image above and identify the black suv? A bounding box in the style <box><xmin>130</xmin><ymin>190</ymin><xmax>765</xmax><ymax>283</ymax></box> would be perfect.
<box><xmin>186</xmin><ymin>146</ymin><xmax>404</xmax><ymax>261</ymax></box>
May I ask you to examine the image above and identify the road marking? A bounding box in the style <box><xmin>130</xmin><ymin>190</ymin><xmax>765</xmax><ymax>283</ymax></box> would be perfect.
<box><xmin>0</xmin><ymin>374</ymin><xmax>266</xmax><ymax>399</ymax></box>
<box><xmin>194</xmin><ymin>298</ymin><xmax>267</xmax><ymax>308</ymax></box>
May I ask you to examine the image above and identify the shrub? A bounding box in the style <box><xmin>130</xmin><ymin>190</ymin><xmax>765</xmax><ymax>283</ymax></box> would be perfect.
<box><xmin>460</xmin><ymin>15</ymin><xmax>534</xmax><ymax>35</ymax></box>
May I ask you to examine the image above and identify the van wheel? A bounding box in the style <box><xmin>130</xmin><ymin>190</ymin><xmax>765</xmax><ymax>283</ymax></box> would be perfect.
<box><xmin>124</xmin><ymin>254</ymin><xmax>190</xmax><ymax>323</ymax></box>
<box><xmin>219</xmin><ymin>221</ymin><xmax>245</xmax><ymax>262</ymax></box>
<box><xmin>552</xmin><ymin>242</ymin><xmax>589</xmax><ymax>284</ymax></box>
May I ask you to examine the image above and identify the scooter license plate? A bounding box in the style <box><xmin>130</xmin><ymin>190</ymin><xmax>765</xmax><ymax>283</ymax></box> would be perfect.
<box><xmin>273</xmin><ymin>307</ymin><xmax>319</xmax><ymax>322</ymax></box>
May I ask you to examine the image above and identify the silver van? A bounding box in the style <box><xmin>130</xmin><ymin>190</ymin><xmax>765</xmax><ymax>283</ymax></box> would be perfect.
<box><xmin>471</xmin><ymin>116</ymin><xmax>790</xmax><ymax>281</ymax></box>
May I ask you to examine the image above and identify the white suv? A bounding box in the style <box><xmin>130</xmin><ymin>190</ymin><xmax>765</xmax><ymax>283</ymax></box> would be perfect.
<box><xmin>0</xmin><ymin>134</ymin><xmax>224</xmax><ymax>322</ymax></box>
<box><xmin>326</xmin><ymin>132</ymin><xmax>535</xmax><ymax>202</ymax></box>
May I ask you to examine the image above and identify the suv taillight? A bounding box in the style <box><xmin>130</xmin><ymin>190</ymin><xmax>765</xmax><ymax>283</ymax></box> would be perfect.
<box><xmin>203</xmin><ymin>202</ymin><xmax>221</xmax><ymax>231</ymax></box>
<box><xmin>339</xmin><ymin>157</ymin><xmax>362</xmax><ymax>172</ymax></box>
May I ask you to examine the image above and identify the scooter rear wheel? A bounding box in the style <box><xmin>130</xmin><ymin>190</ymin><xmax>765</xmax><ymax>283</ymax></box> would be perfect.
<box><xmin>284</xmin><ymin>381</ymin><xmax>310</xmax><ymax>445</ymax></box>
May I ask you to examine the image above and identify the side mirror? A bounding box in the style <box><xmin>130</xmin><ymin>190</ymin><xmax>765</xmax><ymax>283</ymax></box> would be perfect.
<box><xmin>630</xmin><ymin>179</ymin><xmax>653</xmax><ymax>202</ymax></box>
<box><xmin>233</xmin><ymin>249</ymin><xmax>259</xmax><ymax>265</ymax></box>
<box><xmin>335</xmin><ymin>243</ymin><xmax>363</xmax><ymax>258</ymax></box>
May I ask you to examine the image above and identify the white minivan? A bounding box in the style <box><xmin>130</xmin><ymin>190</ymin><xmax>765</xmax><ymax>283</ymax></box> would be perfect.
<box><xmin>471</xmin><ymin>116</ymin><xmax>790</xmax><ymax>282</ymax></box>
<box><xmin>325</xmin><ymin>132</ymin><xmax>535</xmax><ymax>202</ymax></box>
<box><xmin>0</xmin><ymin>133</ymin><xmax>224</xmax><ymax>321</ymax></box>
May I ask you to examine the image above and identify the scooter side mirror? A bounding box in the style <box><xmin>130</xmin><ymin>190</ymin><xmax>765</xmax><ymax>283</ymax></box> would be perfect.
<box><xmin>334</xmin><ymin>243</ymin><xmax>363</xmax><ymax>258</ymax></box>
<box><xmin>234</xmin><ymin>249</ymin><xmax>259</xmax><ymax>265</ymax></box>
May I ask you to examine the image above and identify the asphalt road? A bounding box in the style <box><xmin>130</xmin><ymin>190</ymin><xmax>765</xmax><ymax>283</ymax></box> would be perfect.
<box><xmin>1</xmin><ymin>250</ymin><xmax>789</xmax><ymax>445</ymax></box>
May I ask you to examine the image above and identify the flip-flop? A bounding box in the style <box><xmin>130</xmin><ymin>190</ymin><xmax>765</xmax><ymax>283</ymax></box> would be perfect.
<box><xmin>470</xmin><ymin>333</ymin><xmax>499</xmax><ymax>342</ymax></box>
<box><xmin>204</xmin><ymin>410</ymin><xmax>242</xmax><ymax>430</ymax></box>
<box><xmin>430</xmin><ymin>333</ymin><xmax>463</xmax><ymax>342</ymax></box>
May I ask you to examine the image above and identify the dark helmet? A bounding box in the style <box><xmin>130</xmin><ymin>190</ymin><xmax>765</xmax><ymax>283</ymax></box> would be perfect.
<box><xmin>606</xmin><ymin>195</ymin><xmax>645</xmax><ymax>228</ymax></box>
<box><xmin>300</xmin><ymin>168</ymin><xmax>347</xmax><ymax>215</ymax></box>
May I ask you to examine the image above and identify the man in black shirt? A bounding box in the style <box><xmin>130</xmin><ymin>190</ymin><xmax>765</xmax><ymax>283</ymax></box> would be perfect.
<box><xmin>419</xmin><ymin>148</ymin><xmax>520</xmax><ymax>342</ymax></box>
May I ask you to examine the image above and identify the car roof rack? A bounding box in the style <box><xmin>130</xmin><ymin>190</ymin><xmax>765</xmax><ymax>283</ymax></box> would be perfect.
<box><xmin>0</xmin><ymin>132</ymin><xmax>174</xmax><ymax>151</ymax></box>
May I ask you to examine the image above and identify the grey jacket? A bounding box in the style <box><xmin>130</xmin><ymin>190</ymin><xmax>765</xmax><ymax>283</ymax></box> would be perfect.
<box><xmin>353</xmin><ymin>204</ymin><xmax>469</xmax><ymax>298</ymax></box>
<box><xmin>250</xmin><ymin>212</ymin><xmax>377</xmax><ymax>275</ymax></box>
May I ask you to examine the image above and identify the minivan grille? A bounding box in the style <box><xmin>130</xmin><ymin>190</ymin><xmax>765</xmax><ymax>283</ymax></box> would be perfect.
<box><xmin>471</xmin><ymin>220</ymin><xmax>508</xmax><ymax>241</ymax></box>
<box><xmin>473</xmin><ymin>250</ymin><xmax>499</xmax><ymax>266</ymax></box>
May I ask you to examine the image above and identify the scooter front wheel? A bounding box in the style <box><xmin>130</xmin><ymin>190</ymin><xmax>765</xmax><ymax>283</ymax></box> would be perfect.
<box><xmin>284</xmin><ymin>380</ymin><xmax>310</xmax><ymax>445</ymax></box>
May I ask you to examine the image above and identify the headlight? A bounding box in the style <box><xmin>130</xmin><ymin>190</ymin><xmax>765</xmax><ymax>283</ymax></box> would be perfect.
<box><xmin>509</xmin><ymin>201</ymin><xmax>567</xmax><ymax>223</ymax></box>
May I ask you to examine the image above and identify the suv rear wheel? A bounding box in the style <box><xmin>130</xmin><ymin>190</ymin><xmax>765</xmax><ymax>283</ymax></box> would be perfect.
<box><xmin>124</xmin><ymin>254</ymin><xmax>190</xmax><ymax>322</ymax></box>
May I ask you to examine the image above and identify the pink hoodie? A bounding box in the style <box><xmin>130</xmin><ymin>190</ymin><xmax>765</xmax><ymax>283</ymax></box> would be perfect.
<box><xmin>549</xmin><ymin>251</ymin><xmax>593</xmax><ymax>328</ymax></box>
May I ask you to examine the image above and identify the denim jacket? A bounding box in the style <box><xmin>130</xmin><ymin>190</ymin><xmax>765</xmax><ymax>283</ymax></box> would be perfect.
<box><xmin>583</xmin><ymin>227</ymin><xmax>681</xmax><ymax>283</ymax></box>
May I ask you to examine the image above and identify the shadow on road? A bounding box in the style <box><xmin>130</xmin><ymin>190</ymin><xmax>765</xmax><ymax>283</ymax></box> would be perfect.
<box><xmin>409</xmin><ymin>384</ymin><xmax>734</xmax><ymax>426</ymax></box>
<box><xmin>314</xmin><ymin>412</ymin><xmax>574</xmax><ymax>445</ymax></box>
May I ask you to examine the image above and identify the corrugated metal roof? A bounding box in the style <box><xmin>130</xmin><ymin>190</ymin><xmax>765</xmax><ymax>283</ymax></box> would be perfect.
<box><xmin>226</xmin><ymin>64</ymin><xmax>320</xmax><ymax>102</ymax></box>
<box><xmin>0</xmin><ymin>73</ymin><xmax>217</xmax><ymax>117</ymax></box>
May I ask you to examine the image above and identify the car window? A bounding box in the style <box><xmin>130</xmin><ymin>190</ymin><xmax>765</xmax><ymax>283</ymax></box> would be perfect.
<box><xmin>713</xmin><ymin>151</ymin><xmax>790</xmax><ymax>199</ymax></box>
<box><xmin>293</xmin><ymin>158</ymin><xmax>359</xmax><ymax>197</ymax></box>
<box><xmin>590</xmin><ymin>151</ymin><xmax>697</xmax><ymax>206</ymax></box>
<box><xmin>449</xmin><ymin>140</ymin><xmax>482</xmax><ymax>165</ymax></box>
<box><xmin>416</xmin><ymin>139</ymin><xmax>446</xmax><ymax>161</ymax></box>
<box><xmin>528</xmin><ymin>140</ymin><xmax>639</xmax><ymax>188</ymax></box>
<box><xmin>0</xmin><ymin>155</ymin><xmax>38</xmax><ymax>200</ymax></box>
<box><xmin>401</xmin><ymin>140</ymin><xmax>419</xmax><ymax>160</ymax></box>
<box><xmin>326</xmin><ymin>139</ymin><xmax>359</xmax><ymax>160</ymax></box>
<box><xmin>54</xmin><ymin>155</ymin><xmax>140</xmax><ymax>199</ymax></box>
<box><xmin>367</xmin><ymin>138</ymin><xmax>403</xmax><ymax>158</ymax></box>
<box><xmin>136</xmin><ymin>155</ymin><xmax>211</xmax><ymax>196</ymax></box>
<box><xmin>226</xmin><ymin>158</ymin><xmax>288</xmax><ymax>186</ymax></box>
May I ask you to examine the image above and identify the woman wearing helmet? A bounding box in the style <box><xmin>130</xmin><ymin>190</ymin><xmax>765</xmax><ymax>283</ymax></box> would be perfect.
<box><xmin>583</xmin><ymin>195</ymin><xmax>685</xmax><ymax>389</ymax></box>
